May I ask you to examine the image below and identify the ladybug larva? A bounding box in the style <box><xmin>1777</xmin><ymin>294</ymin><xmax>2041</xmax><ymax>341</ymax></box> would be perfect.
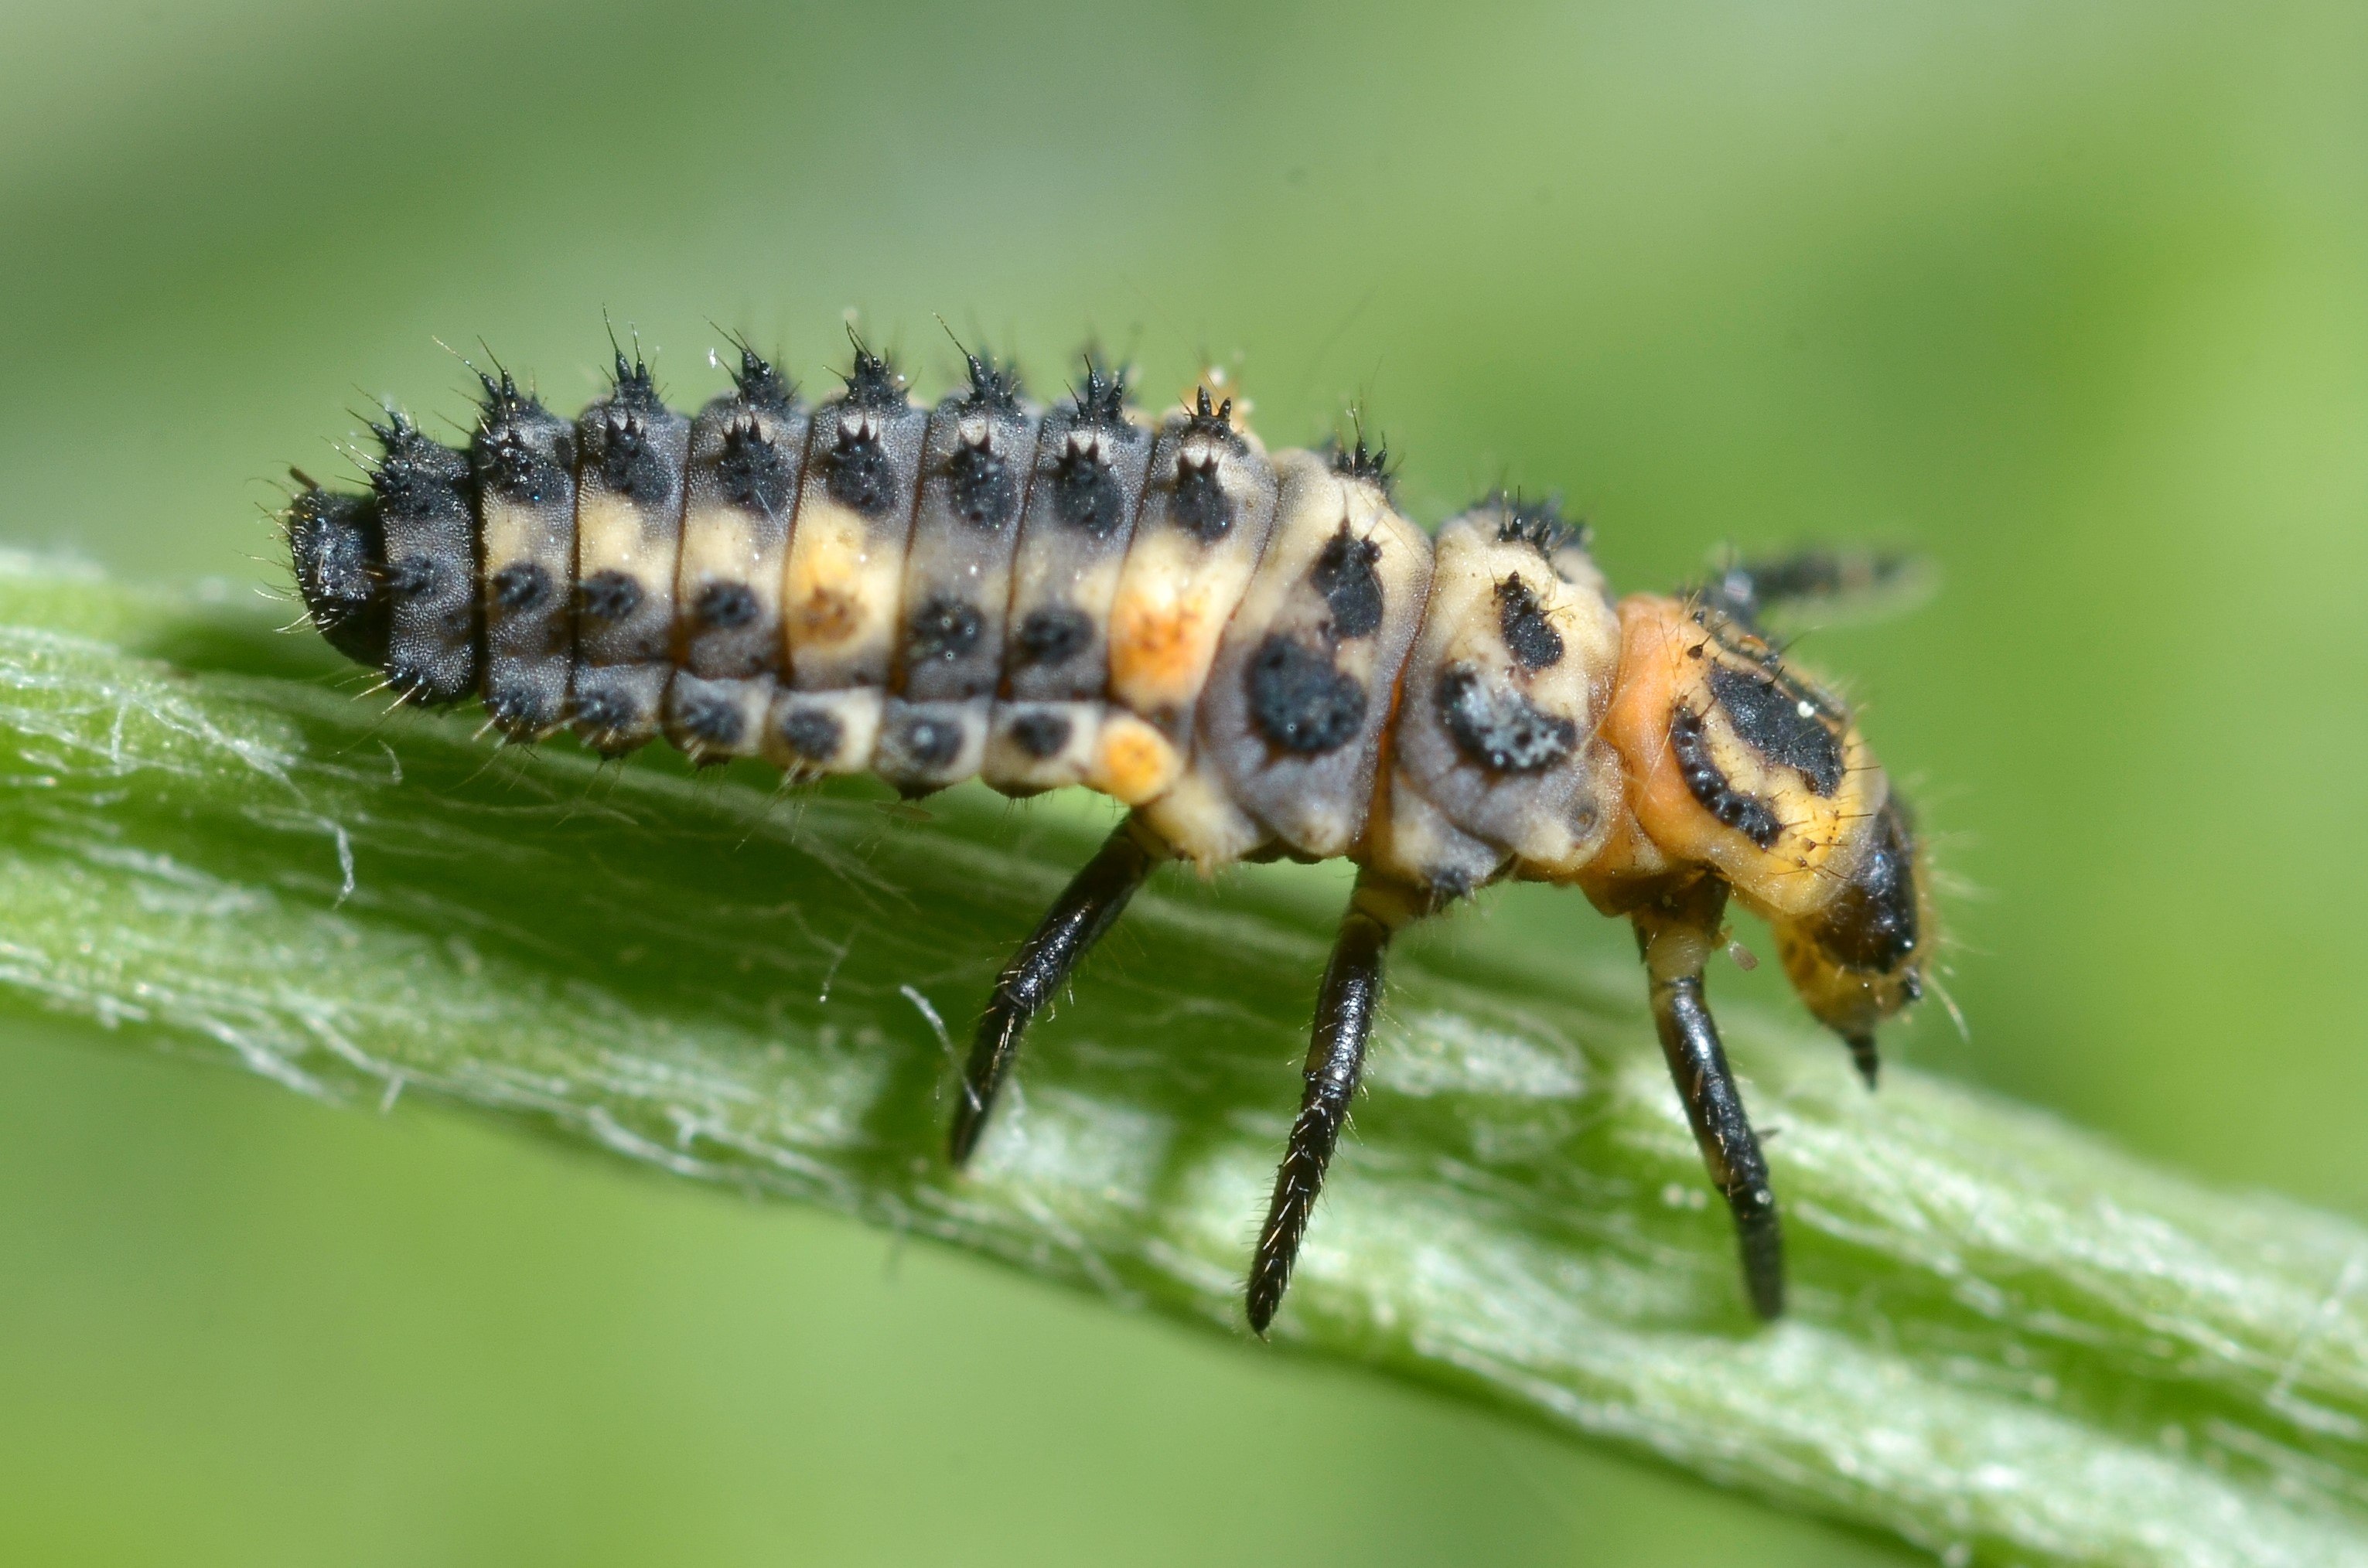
<box><xmin>286</xmin><ymin>331</ymin><xmax>1933</xmax><ymax>1333</ymax></box>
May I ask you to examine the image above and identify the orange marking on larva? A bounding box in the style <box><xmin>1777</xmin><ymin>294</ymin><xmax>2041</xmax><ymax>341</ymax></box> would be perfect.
<box><xmin>1108</xmin><ymin>597</ymin><xmax>1208</xmax><ymax>697</ymax></box>
<box><xmin>1093</xmin><ymin>718</ymin><xmax>1181</xmax><ymax>805</ymax></box>
<box><xmin>796</xmin><ymin>587</ymin><xmax>861</xmax><ymax>643</ymax></box>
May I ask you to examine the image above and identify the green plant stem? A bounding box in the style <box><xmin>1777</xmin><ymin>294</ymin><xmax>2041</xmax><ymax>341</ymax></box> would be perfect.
<box><xmin>1</xmin><ymin>553</ymin><xmax>2364</xmax><ymax>1566</ymax></box>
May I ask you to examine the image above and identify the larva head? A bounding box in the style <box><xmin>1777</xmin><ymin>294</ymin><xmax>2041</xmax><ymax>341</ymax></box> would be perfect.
<box><xmin>285</xmin><ymin>479</ymin><xmax>388</xmax><ymax>667</ymax></box>
<box><xmin>1769</xmin><ymin>795</ymin><xmax>1933</xmax><ymax>1066</ymax></box>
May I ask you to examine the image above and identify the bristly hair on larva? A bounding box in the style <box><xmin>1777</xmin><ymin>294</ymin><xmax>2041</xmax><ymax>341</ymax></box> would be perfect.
<box><xmin>1491</xmin><ymin>490</ymin><xmax>1588</xmax><ymax>560</ymax></box>
<box><xmin>285</xmin><ymin>322</ymin><xmax>1938</xmax><ymax>1338</ymax></box>
<box><xmin>838</xmin><ymin>329</ymin><xmax>906</xmax><ymax>410</ymax></box>
<box><xmin>1325</xmin><ymin>416</ymin><xmax>1394</xmax><ymax>497</ymax></box>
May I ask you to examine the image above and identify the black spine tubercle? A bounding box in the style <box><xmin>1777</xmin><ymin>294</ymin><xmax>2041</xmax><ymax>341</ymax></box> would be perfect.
<box><xmin>705</xmin><ymin>340</ymin><xmax>805</xmax><ymax>519</ymax></box>
<box><xmin>812</xmin><ymin>332</ymin><xmax>919</xmax><ymax>523</ymax></box>
<box><xmin>1324</xmin><ymin>411</ymin><xmax>1394</xmax><ymax>496</ymax></box>
<box><xmin>1182</xmin><ymin>382</ymin><xmax>1240</xmax><ymax>444</ymax></box>
<box><xmin>937</xmin><ymin>343</ymin><xmax>1032</xmax><ymax>535</ymax></box>
<box><xmin>582</xmin><ymin>346</ymin><xmax>681</xmax><ymax>507</ymax></box>
<box><xmin>286</xmin><ymin>478</ymin><xmax>391</xmax><ymax>668</ymax></box>
<box><xmin>723</xmin><ymin>334</ymin><xmax>797</xmax><ymax>415</ymax></box>
<box><xmin>368</xmin><ymin>407</ymin><xmax>483</xmax><ymax>704</ymax></box>
<box><xmin>838</xmin><ymin>329</ymin><xmax>907</xmax><ymax>411</ymax></box>
<box><xmin>1041</xmin><ymin>354</ymin><xmax>1144</xmax><ymax>540</ymax></box>
<box><xmin>1069</xmin><ymin>353</ymin><xmax>1130</xmax><ymax>428</ymax></box>
<box><xmin>1488</xmin><ymin>490</ymin><xmax>1588</xmax><ymax>561</ymax></box>
<box><xmin>955</xmin><ymin>344</ymin><xmax>1025</xmax><ymax>416</ymax></box>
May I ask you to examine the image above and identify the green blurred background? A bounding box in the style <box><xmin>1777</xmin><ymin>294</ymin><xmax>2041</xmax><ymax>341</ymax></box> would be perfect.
<box><xmin>0</xmin><ymin>1</ymin><xmax>2361</xmax><ymax>1562</ymax></box>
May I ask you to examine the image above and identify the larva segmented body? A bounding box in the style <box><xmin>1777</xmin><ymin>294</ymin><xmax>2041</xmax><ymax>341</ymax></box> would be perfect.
<box><xmin>288</xmin><ymin>334</ymin><xmax>1933</xmax><ymax>1332</ymax></box>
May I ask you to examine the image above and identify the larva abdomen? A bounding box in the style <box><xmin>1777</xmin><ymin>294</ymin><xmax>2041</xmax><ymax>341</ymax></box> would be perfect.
<box><xmin>1183</xmin><ymin>448</ymin><xmax>1432</xmax><ymax>863</ymax></box>
<box><xmin>665</xmin><ymin>350</ymin><xmax>808</xmax><ymax>762</ymax></box>
<box><xmin>769</xmin><ymin>349</ymin><xmax>929</xmax><ymax>778</ymax></box>
<box><xmin>985</xmin><ymin>360</ymin><xmax>1152</xmax><ymax>796</ymax></box>
<box><xmin>372</xmin><ymin>412</ymin><xmax>477</xmax><ymax>705</ymax></box>
<box><xmin>572</xmin><ymin>357</ymin><xmax>691</xmax><ymax>756</ymax></box>
<box><xmin>287</xmin><ymin>485</ymin><xmax>390</xmax><ymax>669</ymax></box>
<box><xmin>879</xmin><ymin>355</ymin><xmax>1041</xmax><ymax>794</ymax></box>
<box><xmin>473</xmin><ymin>373</ymin><xmax>578</xmax><ymax>742</ymax></box>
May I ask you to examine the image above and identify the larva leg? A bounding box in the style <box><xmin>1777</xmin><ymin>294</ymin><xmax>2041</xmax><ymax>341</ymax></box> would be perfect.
<box><xmin>948</xmin><ymin>815</ymin><xmax>1170</xmax><ymax>1164</ymax></box>
<box><xmin>1246</xmin><ymin>871</ymin><xmax>1423</xmax><ymax>1336</ymax></box>
<box><xmin>1703</xmin><ymin>547</ymin><xmax>1928</xmax><ymax>632</ymax></box>
<box><xmin>1633</xmin><ymin>876</ymin><xmax>1785</xmax><ymax>1320</ymax></box>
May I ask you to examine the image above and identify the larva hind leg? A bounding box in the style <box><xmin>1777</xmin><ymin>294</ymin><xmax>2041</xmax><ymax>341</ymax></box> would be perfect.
<box><xmin>1633</xmin><ymin>875</ymin><xmax>1786</xmax><ymax>1320</ymax></box>
<box><xmin>1245</xmin><ymin>871</ymin><xmax>1427</xmax><ymax>1336</ymax></box>
<box><xmin>948</xmin><ymin>815</ymin><xmax>1171</xmax><ymax>1164</ymax></box>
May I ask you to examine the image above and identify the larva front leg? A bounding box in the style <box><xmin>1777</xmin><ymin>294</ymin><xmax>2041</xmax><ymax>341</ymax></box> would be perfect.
<box><xmin>1633</xmin><ymin>874</ymin><xmax>1784</xmax><ymax>1320</ymax></box>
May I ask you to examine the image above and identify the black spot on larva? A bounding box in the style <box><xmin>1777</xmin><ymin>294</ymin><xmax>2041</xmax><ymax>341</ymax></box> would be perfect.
<box><xmin>693</xmin><ymin>581</ymin><xmax>758</xmax><ymax>629</ymax></box>
<box><xmin>822</xmin><ymin>415</ymin><xmax>898</xmax><ymax>517</ymax></box>
<box><xmin>1311</xmin><ymin>528</ymin><xmax>1384</xmax><ymax>639</ymax></box>
<box><xmin>1491</xmin><ymin>493</ymin><xmax>1588</xmax><ymax>563</ymax></box>
<box><xmin>573</xmin><ymin>686</ymin><xmax>636</xmax><ymax>738</ymax></box>
<box><xmin>1495</xmin><ymin>575</ymin><xmax>1564</xmax><ymax>671</ymax></box>
<box><xmin>1817</xmin><ymin>799</ymin><xmax>1920</xmax><ymax>972</ymax></box>
<box><xmin>383</xmin><ymin>554</ymin><xmax>445</xmax><ymax>601</ymax></box>
<box><xmin>578</xmin><ymin>570</ymin><xmax>642</xmax><ymax>623</ymax></box>
<box><xmin>1707</xmin><ymin>663</ymin><xmax>1844</xmax><ymax>796</ymax></box>
<box><xmin>586</xmin><ymin>353</ymin><xmax>674</xmax><ymax>503</ymax></box>
<box><xmin>1436</xmin><ymin>665</ymin><xmax>1577</xmax><ymax>773</ymax></box>
<box><xmin>726</xmin><ymin>343</ymin><xmax>796</xmax><ymax>415</ymax></box>
<box><xmin>907</xmin><ymin>595</ymin><xmax>984</xmax><ymax>663</ymax></box>
<box><xmin>778</xmin><ymin>706</ymin><xmax>843</xmax><ymax>762</ymax></box>
<box><xmin>490</xmin><ymin>562</ymin><xmax>550</xmax><ymax>612</ymax></box>
<box><xmin>1009</xmin><ymin>711</ymin><xmax>1072</xmax><ymax>759</ymax></box>
<box><xmin>1015</xmin><ymin>605</ymin><xmax>1091</xmax><ymax>667</ymax></box>
<box><xmin>896</xmin><ymin>714</ymin><xmax>964</xmax><ymax>769</ymax></box>
<box><xmin>677</xmin><ymin>692</ymin><xmax>746</xmax><ymax>750</ymax></box>
<box><xmin>717</xmin><ymin>417</ymin><xmax>793</xmax><ymax>514</ymax></box>
<box><xmin>1669</xmin><ymin>705</ymin><xmax>1783</xmax><ymax>848</ymax></box>
<box><xmin>1171</xmin><ymin>452</ymin><xmax>1233</xmax><ymax>540</ymax></box>
<box><xmin>1051</xmin><ymin>437</ymin><xmax>1125</xmax><ymax>537</ymax></box>
<box><xmin>1249</xmin><ymin>635</ymin><xmax>1367</xmax><ymax>755</ymax></box>
<box><xmin>946</xmin><ymin>433</ymin><xmax>1019</xmax><ymax>530</ymax></box>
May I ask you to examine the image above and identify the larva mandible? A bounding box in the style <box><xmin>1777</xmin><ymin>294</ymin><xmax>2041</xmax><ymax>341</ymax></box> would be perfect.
<box><xmin>286</xmin><ymin>332</ymin><xmax>1932</xmax><ymax>1333</ymax></box>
